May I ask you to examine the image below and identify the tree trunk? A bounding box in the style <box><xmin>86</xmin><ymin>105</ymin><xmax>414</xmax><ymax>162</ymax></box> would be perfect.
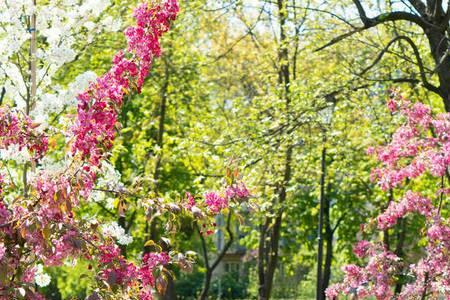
<box><xmin>199</xmin><ymin>270</ymin><xmax>213</xmax><ymax>300</ymax></box>
<box><xmin>394</xmin><ymin>218</ymin><xmax>406</xmax><ymax>294</ymax></box>
<box><xmin>153</xmin><ymin>56</ymin><xmax>170</xmax><ymax>190</ymax></box>
<box><xmin>144</xmin><ymin>56</ymin><xmax>170</xmax><ymax>248</ymax></box>
<box><xmin>23</xmin><ymin>0</ymin><xmax>37</xmax><ymax>198</ymax></box>
<box><xmin>257</xmin><ymin>1</ymin><xmax>292</xmax><ymax>299</ymax></box>
<box><xmin>316</xmin><ymin>142</ymin><xmax>327</xmax><ymax>300</ymax></box>
<box><xmin>257</xmin><ymin>220</ymin><xmax>269</xmax><ymax>299</ymax></box>
<box><xmin>383</xmin><ymin>189</ymin><xmax>394</xmax><ymax>250</ymax></box>
<box><xmin>321</xmin><ymin>184</ymin><xmax>333</xmax><ymax>299</ymax></box>
<box><xmin>198</xmin><ymin>212</ymin><xmax>234</xmax><ymax>300</ymax></box>
<box><xmin>425</xmin><ymin>27</ymin><xmax>450</xmax><ymax>111</ymax></box>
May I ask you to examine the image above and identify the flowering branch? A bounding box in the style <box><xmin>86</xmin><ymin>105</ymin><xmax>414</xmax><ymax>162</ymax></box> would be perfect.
<box><xmin>327</xmin><ymin>91</ymin><xmax>450</xmax><ymax>299</ymax></box>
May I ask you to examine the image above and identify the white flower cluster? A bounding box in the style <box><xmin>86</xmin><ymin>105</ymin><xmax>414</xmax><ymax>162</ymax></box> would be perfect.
<box><xmin>97</xmin><ymin>161</ymin><xmax>123</xmax><ymax>190</ymax></box>
<box><xmin>0</xmin><ymin>0</ymin><xmax>122</xmax><ymax>124</ymax></box>
<box><xmin>0</xmin><ymin>144</ymin><xmax>31</xmax><ymax>164</ymax></box>
<box><xmin>34</xmin><ymin>264</ymin><xmax>51</xmax><ymax>287</ymax></box>
<box><xmin>32</xmin><ymin>71</ymin><xmax>97</xmax><ymax>125</ymax></box>
<box><xmin>88</xmin><ymin>161</ymin><xmax>123</xmax><ymax>209</ymax></box>
<box><xmin>101</xmin><ymin>222</ymin><xmax>133</xmax><ymax>245</ymax></box>
<box><xmin>89</xmin><ymin>190</ymin><xmax>116</xmax><ymax>211</ymax></box>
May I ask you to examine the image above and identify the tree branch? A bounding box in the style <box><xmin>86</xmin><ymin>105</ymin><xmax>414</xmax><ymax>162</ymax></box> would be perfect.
<box><xmin>331</xmin><ymin>214</ymin><xmax>346</xmax><ymax>234</ymax></box>
<box><xmin>315</xmin><ymin>3</ymin><xmax>433</xmax><ymax>52</ymax></box>
<box><xmin>407</xmin><ymin>0</ymin><xmax>427</xmax><ymax>16</ymax></box>
<box><xmin>210</xmin><ymin>211</ymin><xmax>234</xmax><ymax>271</ymax></box>
<box><xmin>0</xmin><ymin>87</ymin><xmax>5</xmax><ymax>105</ymax></box>
<box><xmin>358</xmin><ymin>35</ymin><xmax>440</xmax><ymax>95</ymax></box>
<box><xmin>196</xmin><ymin>223</ymin><xmax>210</xmax><ymax>269</ymax></box>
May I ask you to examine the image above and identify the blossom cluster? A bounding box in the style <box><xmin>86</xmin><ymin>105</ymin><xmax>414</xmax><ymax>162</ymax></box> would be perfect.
<box><xmin>327</xmin><ymin>94</ymin><xmax>450</xmax><ymax>299</ymax></box>
<box><xmin>0</xmin><ymin>1</ymin><xmax>180</xmax><ymax>299</ymax></box>
<box><xmin>183</xmin><ymin>182</ymin><xmax>250</xmax><ymax>235</ymax></box>
<box><xmin>377</xmin><ymin>191</ymin><xmax>433</xmax><ymax>230</ymax></box>
<box><xmin>0</xmin><ymin>1</ymin><xmax>252</xmax><ymax>299</ymax></box>
<box><xmin>204</xmin><ymin>192</ymin><xmax>228</xmax><ymax>214</ymax></box>
<box><xmin>369</xmin><ymin>93</ymin><xmax>450</xmax><ymax>190</ymax></box>
<box><xmin>97</xmin><ymin>244</ymin><xmax>169</xmax><ymax>291</ymax></box>
<box><xmin>101</xmin><ymin>221</ymin><xmax>133</xmax><ymax>245</ymax></box>
<box><xmin>0</xmin><ymin>0</ymin><xmax>120</xmax><ymax>122</ymax></box>
<box><xmin>0</xmin><ymin>107</ymin><xmax>48</xmax><ymax>161</ymax></box>
<box><xmin>72</xmin><ymin>0</ymin><xmax>179</xmax><ymax>166</ymax></box>
<box><xmin>326</xmin><ymin>245</ymin><xmax>400</xmax><ymax>299</ymax></box>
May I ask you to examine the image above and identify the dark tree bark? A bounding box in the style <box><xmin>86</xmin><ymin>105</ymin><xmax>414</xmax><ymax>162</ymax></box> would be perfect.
<box><xmin>322</xmin><ymin>187</ymin><xmax>333</xmax><ymax>300</ymax></box>
<box><xmin>316</xmin><ymin>142</ymin><xmax>327</xmax><ymax>300</ymax></box>
<box><xmin>257</xmin><ymin>1</ymin><xmax>293</xmax><ymax>299</ymax></box>
<box><xmin>383</xmin><ymin>189</ymin><xmax>395</xmax><ymax>251</ymax></box>
<box><xmin>144</xmin><ymin>55</ymin><xmax>171</xmax><ymax>249</ymax></box>
<box><xmin>149</xmin><ymin>56</ymin><xmax>177</xmax><ymax>300</ymax></box>
<box><xmin>153</xmin><ymin>56</ymin><xmax>170</xmax><ymax>191</ymax></box>
<box><xmin>394</xmin><ymin>218</ymin><xmax>407</xmax><ymax>294</ymax></box>
<box><xmin>0</xmin><ymin>87</ymin><xmax>5</xmax><ymax>105</ymax></box>
<box><xmin>319</xmin><ymin>185</ymin><xmax>344</xmax><ymax>299</ymax></box>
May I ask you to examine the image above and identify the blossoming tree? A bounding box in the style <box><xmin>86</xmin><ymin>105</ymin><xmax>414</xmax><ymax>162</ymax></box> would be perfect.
<box><xmin>326</xmin><ymin>92</ymin><xmax>450</xmax><ymax>299</ymax></box>
<box><xmin>0</xmin><ymin>1</ymin><xmax>250</xmax><ymax>299</ymax></box>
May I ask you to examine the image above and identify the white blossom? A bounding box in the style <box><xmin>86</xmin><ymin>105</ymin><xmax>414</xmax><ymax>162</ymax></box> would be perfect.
<box><xmin>84</xmin><ymin>21</ymin><xmax>96</xmax><ymax>31</ymax></box>
<box><xmin>105</xmin><ymin>197</ymin><xmax>116</xmax><ymax>210</ymax></box>
<box><xmin>117</xmin><ymin>235</ymin><xmax>133</xmax><ymax>245</ymax></box>
<box><xmin>0</xmin><ymin>0</ymin><xmax>118</xmax><ymax>112</ymax></box>
<box><xmin>32</xmin><ymin>71</ymin><xmax>97</xmax><ymax>125</ymax></box>
<box><xmin>89</xmin><ymin>190</ymin><xmax>106</xmax><ymax>203</ymax></box>
<box><xmin>101</xmin><ymin>16</ymin><xmax>122</xmax><ymax>32</ymax></box>
<box><xmin>101</xmin><ymin>222</ymin><xmax>133</xmax><ymax>245</ymax></box>
<box><xmin>0</xmin><ymin>145</ymin><xmax>31</xmax><ymax>164</ymax></box>
<box><xmin>48</xmin><ymin>46</ymin><xmax>76</xmax><ymax>66</ymax></box>
<box><xmin>80</xmin><ymin>0</ymin><xmax>110</xmax><ymax>17</ymax></box>
<box><xmin>97</xmin><ymin>161</ymin><xmax>122</xmax><ymax>190</ymax></box>
<box><xmin>34</xmin><ymin>265</ymin><xmax>51</xmax><ymax>287</ymax></box>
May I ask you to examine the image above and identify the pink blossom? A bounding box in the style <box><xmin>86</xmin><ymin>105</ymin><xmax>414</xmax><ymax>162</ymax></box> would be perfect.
<box><xmin>329</xmin><ymin>94</ymin><xmax>450</xmax><ymax>299</ymax></box>
<box><xmin>0</xmin><ymin>107</ymin><xmax>48</xmax><ymax>161</ymax></box>
<box><xmin>387</xmin><ymin>98</ymin><xmax>398</xmax><ymax>112</ymax></box>
<box><xmin>184</xmin><ymin>192</ymin><xmax>196</xmax><ymax>210</ymax></box>
<box><xmin>72</xmin><ymin>0</ymin><xmax>179</xmax><ymax>166</ymax></box>
<box><xmin>353</xmin><ymin>240</ymin><xmax>371</xmax><ymax>258</ymax></box>
<box><xmin>0</xmin><ymin>243</ymin><xmax>5</xmax><ymax>261</ymax></box>
<box><xmin>0</xmin><ymin>1</ymin><xmax>179</xmax><ymax>298</ymax></box>
<box><xmin>377</xmin><ymin>191</ymin><xmax>432</xmax><ymax>230</ymax></box>
<box><xmin>204</xmin><ymin>192</ymin><xmax>228</xmax><ymax>214</ymax></box>
<box><xmin>225</xmin><ymin>182</ymin><xmax>250</xmax><ymax>200</ymax></box>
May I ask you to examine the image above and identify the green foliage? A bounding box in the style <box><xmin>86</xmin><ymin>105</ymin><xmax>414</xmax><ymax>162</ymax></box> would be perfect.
<box><xmin>175</xmin><ymin>270</ymin><xmax>204</xmax><ymax>299</ymax></box>
<box><xmin>210</xmin><ymin>272</ymin><xmax>249</xmax><ymax>299</ymax></box>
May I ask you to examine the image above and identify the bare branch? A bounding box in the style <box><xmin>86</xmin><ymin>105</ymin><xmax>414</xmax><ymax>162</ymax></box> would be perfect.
<box><xmin>315</xmin><ymin>2</ymin><xmax>435</xmax><ymax>52</ymax></box>
<box><xmin>315</xmin><ymin>27</ymin><xmax>366</xmax><ymax>52</ymax></box>
<box><xmin>0</xmin><ymin>87</ymin><xmax>5</xmax><ymax>105</ymax></box>
<box><xmin>210</xmin><ymin>212</ymin><xmax>234</xmax><ymax>271</ymax></box>
<box><xmin>407</xmin><ymin>0</ymin><xmax>428</xmax><ymax>16</ymax></box>
<box><xmin>358</xmin><ymin>35</ymin><xmax>440</xmax><ymax>95</ymax></box>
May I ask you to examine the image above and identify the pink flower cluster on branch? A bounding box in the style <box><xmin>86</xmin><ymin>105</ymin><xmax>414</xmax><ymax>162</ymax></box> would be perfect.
<box><xmin>96</xmin><ymin>244</ymin><xmax>170</xmax><ymax>294</ymax></box>
<box><xmin>183</xmin><ymin>181</ymin><xmax>250</xmax><ymax>235</ymax></box>
<box><xmin>0</xmin><ymin>107</ymin><xmax>48</xmax><ymax>160</ymax></box>
<box><xmin>327</xmin><ymin>93</ymin><xmax>450</xmax><ymax>299</ymax></box>
<box><xmin>369</xmin><ymin>93</ymin><xmax>450</xmax><ymax>190</ymax></box>
<box><xmin>326</xmin><ymin>243</ymin><xmax>400</xmax><ymax>300</ymax></box>
<box><xmin>72</xmin><ymin>0</ymin><xmax>178</xmax><ymax>166</ymax></box>
<box><xmin>0</xmin><ymin>1</ymin><xmax>181</xmax><ymax>299</ymax></box>
<box><xmin>0</xmin><ymin>1</ymin><xmax>252</xmax><ymax>299</ymax></box>
<box><xmin>377</xmin><ymin>191</ymin><xmax>433</xmax><ymax>230</ymax></box>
